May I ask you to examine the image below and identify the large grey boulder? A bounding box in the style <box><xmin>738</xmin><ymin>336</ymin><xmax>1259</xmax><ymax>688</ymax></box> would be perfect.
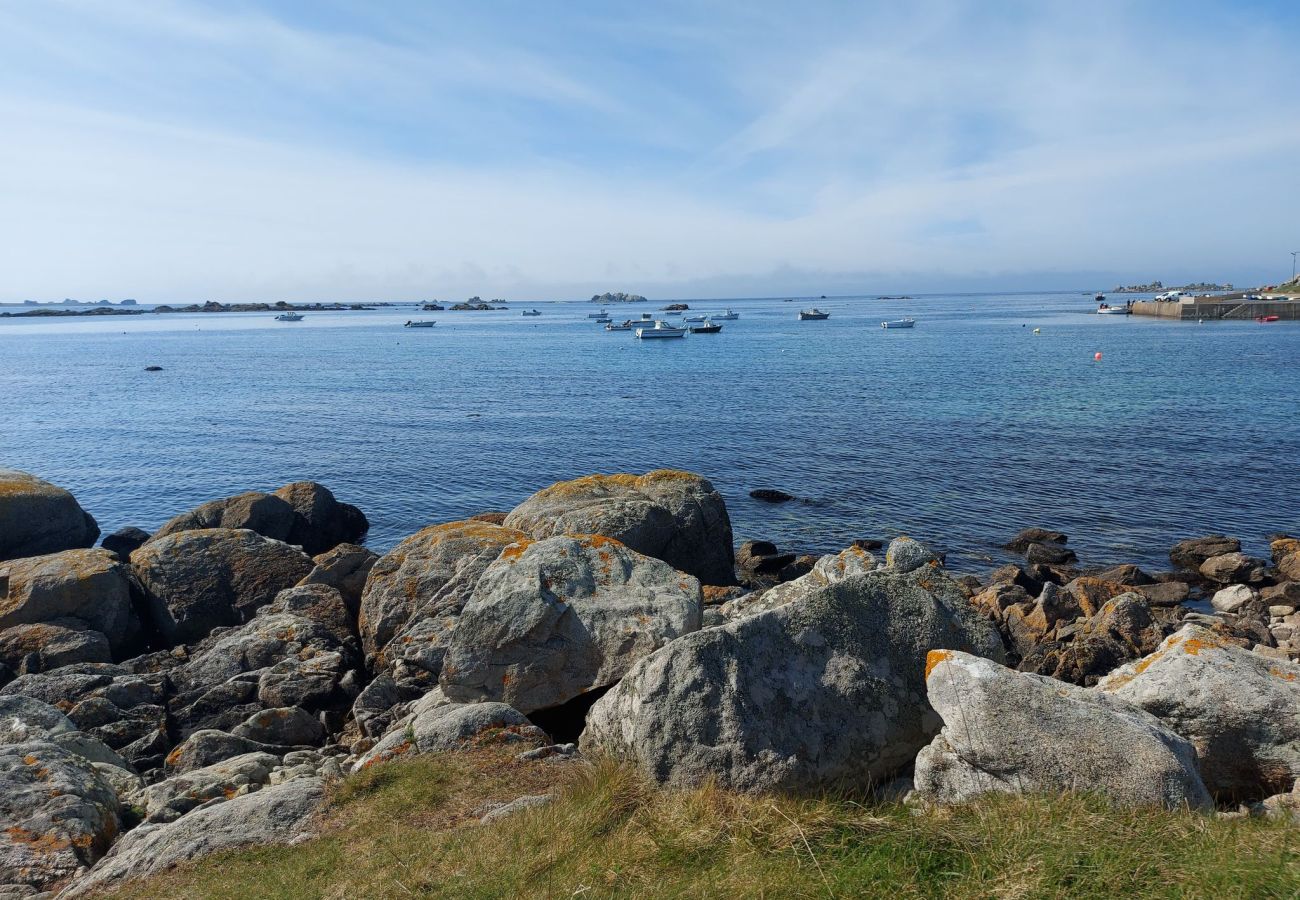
<box><xmin>163</xmin><ymin>729</ymin><xmax>285</xmax><ymax>774</ymax></box>
<box><xmin>149</xmin><ymin>491</ymin><xmax>296</xmax><ymax>544</ymax></box>
<box><xmin>580</xmin><ymin>569</ymin><xmax>1005</xmax><ymax>792</ymax></box>
<box><xmin>131</xmin><ymin>529</ymin><xmax>314</xmax><ymax>645</ymax></box>
<box><xmin>0</xmin><ymin>470</ymin><xmax>99</xmax><ymax>562</ymax></box>
<box><xmin>138</xmin><ymin>752</ymin><xmax>280</xmax><ymax>823</ymax></box>
<box><xmin>0</xmin><ymin>742</ymin><xmax>120</xmax><ymax>893</ymax></box>
<box><xmin>1099</xmin><ymin>624</ymin><xmax>1300</xmax><ymax>800</ymax></box>
<box><xmin>0</xmin><ymin>550</ymin><xmax>137</xmax><ymax>654</ymax></box>
<box><xmin>0</xmin><ymin>696</ymin><xmax>132</xmax><ymax>774</ymax></box>
<box><xmin>355</xmin><ymin>697</ymin><xmax>544</xmax><ymax>770</ymax></box>
<box><xmin>504</xmin><ymin>470</ymin><xmax>735</xmax><ymax>585</ymax></box>
<box><xmin>440</xmin><ymin>535</ymin><xmax>702</xmax><ymax>713</ymax></box>
<box><xmin>295</xmin><ymin>542</ymin><xmax>377</xmax><ymax>615</ymax></box>
<box><xmin>358</xmin><ymin>520</ymin><xmax>527</xmax><ymax>671</ymax></box>
<box><xmin>63</xmin><ymin>777</ymin><xmax>323</xmax><ymax>897</ymax></box>
<box><xmin>272</xmin><ymin>481</ymin><xmax>369</xmax><ymax>556</ymax></box>
<box><xmin>0</xmin><ymin>622</ymin><xmax>112</xmax><ymax>674</ymax></box>
<box><xmin>913</xmin><ymin>651</ymin><xmax>1212</xmax><ymax>809</ymax></box>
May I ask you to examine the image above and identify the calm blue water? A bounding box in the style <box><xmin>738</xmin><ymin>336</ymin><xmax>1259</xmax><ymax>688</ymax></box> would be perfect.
<box><xmin>2</xmin><ymin>294</ymin><xmax>1297</xmax><ymax>572</ymax></box>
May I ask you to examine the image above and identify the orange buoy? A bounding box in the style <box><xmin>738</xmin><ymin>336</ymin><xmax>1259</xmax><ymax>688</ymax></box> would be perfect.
<box><xmin>1094</xmin><ymin>352</ymin><xmax>1103</xmax><ymax>361</ymax></box>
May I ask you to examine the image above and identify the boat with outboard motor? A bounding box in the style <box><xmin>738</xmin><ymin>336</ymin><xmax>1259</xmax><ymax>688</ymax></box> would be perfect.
<box><xmin>635</xmin><ymin>320</ymin><xmax>687</xmax><ymax>339</ymax></box>
<box><xmin>274</xmin><ymin>312</ymin><xmax>304</xmax><ymax>322</ymax></box>
<box><xmin>798</xmin><ymin>308</ymin><xmax>830</xmax><ymax>320</ymax></box>
<box><xmin>881</xmin><ymin>317</ymin><xmax>915</xmax><ymax>329</ymax></box>
<box><xmin>404</xmin><ymin>320</ymin><xmax>436</xmax><ymax>328</ymax></box>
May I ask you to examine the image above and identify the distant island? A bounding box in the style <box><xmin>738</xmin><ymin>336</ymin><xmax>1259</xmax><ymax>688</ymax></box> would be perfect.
<box><xmin>1</xmin><ymin>300</ymin><xmax>384</xmax><ymax>318</ymax></box>
<box><xmin>1112</xmin><ymin>281</ymin><xmax>1232</xmax><ymax>294</ymax></box>
<box><xmin>451</xmin><ymin>296</ymin><xmax>508</xmax><ymax>310</ymax></box>
<box><xmin>591</xmin><ymin>291</ymin><xmax>646</xmax><ymax>303</ymax></box>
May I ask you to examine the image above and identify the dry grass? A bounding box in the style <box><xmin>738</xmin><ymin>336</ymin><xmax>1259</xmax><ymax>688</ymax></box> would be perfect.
<box><xmin>102</xmin><ymin>747</ymin><xmax>1298</xmax><ymax>899</ymax></box>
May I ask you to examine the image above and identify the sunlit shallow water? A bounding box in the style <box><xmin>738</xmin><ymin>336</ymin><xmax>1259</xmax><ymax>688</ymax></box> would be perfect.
<box><xmin>2</xmin><ymin>293</ymin><xmax>1297</xmax><ymax>572</ymax></box>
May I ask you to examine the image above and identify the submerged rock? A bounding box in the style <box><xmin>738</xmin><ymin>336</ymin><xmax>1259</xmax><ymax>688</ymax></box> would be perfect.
<box><xmin>914</xmin><ymin>651</ymin><xmax>1211</xmax><ymax>810</ymax></box>
<box><xmin>0</xmin><ymin>469</ymin><xmax>100</xmax><ymax>562</ymax></box>
<box><xmin>504</xmin><ymin>470</ymin><xmax>735</xmax><ymax>585</ymax></box>
<box><xmin>440</xmin><ymin>534</ymin><xmax>701</xmax><ymax>713</ymax></box>
<box><xmin>581</xmin><ymin>567</ymin><xmax>1004</xmax><ymax>792</ymax></box>
<box><xmin>1004</xmin><ymin>528</ymin><xmax>1068</xmax><ymax>553</ymax></box>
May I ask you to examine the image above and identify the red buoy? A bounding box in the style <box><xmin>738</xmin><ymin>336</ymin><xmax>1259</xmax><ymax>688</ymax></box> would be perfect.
<box><xmin>1094</xmin><ymin>352</ymin><xmax>1103</xmax><ymax>361</ymax></box>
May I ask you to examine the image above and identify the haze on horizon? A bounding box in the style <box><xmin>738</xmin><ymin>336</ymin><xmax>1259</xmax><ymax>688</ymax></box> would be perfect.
<box><xmin>1</xmin><ymin>0</ymin><xmax>1297</xmax><ymax>303</ymax></box>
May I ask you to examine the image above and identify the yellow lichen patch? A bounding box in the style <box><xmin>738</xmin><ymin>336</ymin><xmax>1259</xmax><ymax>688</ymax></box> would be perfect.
<box><xmin>22</xmin><ymin>754</ymin><xmax>39</xmax><ymax>766</ymax></box>
<box><xmin>577</xmin><ymin>534</ymin><xmax>626</xmax><ymax>550</ymax></box>
<box><xmin>5</xmin><ymin>826</ymin><xmax>73</xmax><ymax>853</ymax></box>
<box><xmin>1131</xmin><ymin>650</ymin><xmax>1165</xmax><ymax>676</ymax></box>
<box><xmin>1182</xmin><ymin>637</ymin><xmax>1220</xmax><ymax>656</ymax></box>
<box><xmin>499</xmin><ymin>538</ymin><xmax>535</xmax><ymax>563</ymax></box>
<box><xmin>1268</xmin><ymin>667</ymin><xmax>1297</xmax><ymax>682</ymax></box>
<box><xmin>924</xmin><ymin>649</ymin><xmax>953</xmax><ymax>680</ymax></box>
<box><xmin>530</xmin><ymin>473</ymin><xmax>639</xmax><ymax>501</ymax></box>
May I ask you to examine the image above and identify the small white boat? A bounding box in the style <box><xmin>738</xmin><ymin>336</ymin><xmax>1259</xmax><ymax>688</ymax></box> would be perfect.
<box><xmin>587</xmin><ymin>309</ymin><xmax>609</xmax><ymax>319</ymax></box>
<box><xmin>681</xmin><ymin>313</ymin><xmax>708</xmax><ymax>323</ymax></box>
<box><xmin>404</xmin><ymin>320</ymin><xmax>437</xmax><ymax>328</ymax></box>
<box><xmin>1096</xmin><ymin>304</ymin><xmax>1130</xmax><ymax>315</ymax></box>
<box><xmin>799</xmin><ymin>308</ymin><xmax>830</xmax><ymax>320</ymax></box>
<box><xmin>521</xmin><ymin>309</ymin><xmax>541</xmax><ymax>317</ymax></box>
<box><xmin>274</xmin><ymin>312</ymin><xmax>304</xmax><ymax>322</ymax></box>
<box><xmin>710</xmin><ymin>309</ymin><xmax>739</xmax><ymax>320</ymax></box>
<box><xmin>635</xmin><ymin>320</ymin><xmax>687</xmax><ymax>339</ymax></box>
<box><xmin>881</xmin><ymin>317</ymin><xmax>915</xmax><ymax>329</ymax></box>
<box><xmin>605</xmin><ymin>321</ymin><xmax>633</xmax><ymax>331</ymax></box>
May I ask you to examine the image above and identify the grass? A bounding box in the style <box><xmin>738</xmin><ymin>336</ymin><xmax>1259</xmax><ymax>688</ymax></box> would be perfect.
<box><xmin>102</xmin><ymin>746</ymin><xmax>1298</xmax><ymax>899</ymax></box>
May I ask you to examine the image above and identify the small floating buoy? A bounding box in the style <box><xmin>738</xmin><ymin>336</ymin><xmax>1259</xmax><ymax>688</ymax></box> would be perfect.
<box><xmin>1094</xmin><ymin>352</ymin><xmax>1103</xmax><ymax>361</ymax></box>
<box><xmin>1033</xmin><ymin>328</ymin><xmax>1041</xmax><ymax>334</ymax></box>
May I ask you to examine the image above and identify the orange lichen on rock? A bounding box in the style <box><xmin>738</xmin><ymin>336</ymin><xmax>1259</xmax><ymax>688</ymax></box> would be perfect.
<box><xmin>5</xmin><ymin>826</ymin><xmax>73</xmax><ymax>853</ymax></box>
<box><xmin>924</xmin><ymin>649</ymin><xmax>953</xmax><ymax>680</ymax></box>
<box><xmin>1268</xmin><ymin>667</ymin><xmax>1297</xmax><ymax>682</ymax></box>
<box><xmin>499</xmin><ymin>538</ymin><xmax>535</xmax><ymax>562</ymax></box>
<box><xmin>1181</xmin><ymin>637</ymin><xmax>1220</xmax><ymax>656</ymax></box>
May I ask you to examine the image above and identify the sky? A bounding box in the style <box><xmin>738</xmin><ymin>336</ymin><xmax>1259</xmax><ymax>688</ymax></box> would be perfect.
<box><xmin>1</xmin><ymin>0</ymin><xmax>1298</xmax><ymax>302</ymax></box>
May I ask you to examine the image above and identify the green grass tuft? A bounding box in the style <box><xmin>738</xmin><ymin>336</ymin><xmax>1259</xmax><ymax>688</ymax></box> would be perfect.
<box><xmin>99</xmin><ymin>747</ymin><xmax>1299</xmax><ymax>899</ymax></box>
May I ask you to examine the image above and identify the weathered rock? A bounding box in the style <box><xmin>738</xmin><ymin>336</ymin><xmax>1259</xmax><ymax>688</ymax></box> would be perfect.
<box><xmin>735</xmin><ymin>540</ymin><xmax>795</xmax><ymax>579</ymax></box>
<box><xmin>0</xmin><ymin>550</ymin><xmax>137</xmax><ymax>654</ymax></box>
<box><xmin>1199</xmin><ymin>552</ymin><xmax>1269</xmax><ymax>585</ymax></box>
<box><xmin>1279</xmin><ymin>552</ymin><xmax>1300</xmax><ymax>584</ymax></box>
<box><xmin>138</xmin><ymin>752</ymin><xmax>280</xmax><ymax>823</ymax></box>
<box><xmin>748</xmin><ymin>489</ymin><xmax>794</xmax><ymax>503</ymax></box>
<box><xmin>1004</xmin><ymin>528</ymin><xmax>1068</xmax><ymax>553</ymax></box>
<box><xmin>295</xmin><ymin>543</ymin><xmax>376</xmax><ymax>615</ymax></box>
<box><xmin>1017</xmin><ymin>593</ymin><xmax>1164</xmax><ymax>686</ymax></box>
<box><xmin>1099</xmin><ymin>625</ymin><xmax>1300</xmax><ymax>800</ymax></box>
<box><xmin>1211</xmin><ymin>584</ymin><xmax>1257</xmax><ymax>613</ymax></box>
<box><xmin>232</xmin><ymin>707</ymin><xmax>325</xmax><ymax>747</ymax></box>
<box><xmin>914</xmin><ymin>651</ymin><xmax>1211</xmax><ymax>809</ymax></box>
<box><xmin>99</xmin><ymin>527</ymin><xmax>150</xmax><ymax>561</ymax></box>
<box><xmin>359</xmin><ymin>520</ymin><xmax>527</xmax><ymax>670</ymax></box>
<box><xmin>1133</xmin><ymin>581</ymin><xmax>1191</xmax><ymax>606</ymax></box>
<box><xmin>970</xmin><ymin>583</ymin><xmax>1031</xmax><ymax>622</ymax></box>
<box><xmin>1025</xmin><ymin>542</ymin><xmax>1078</xmax><ymax>566</ymax></box>
<box><xmin>504</xmin><ymin>470</ymin><xmax>735</xmax><ymax>585</ymax></box>
<box><xmin>580</xmin><ymin>568</ymin><xmax>1005</xmax><ymax>792</ymax></box>
<box><xmin>0</xmin><ymin>470</ymin><xmax>99</xmax><ymax>562</ymax></box>
<box><xmin>0</xmin><ymin>696</ymin><xmax>132</xmax><ymax>775</ymax></box>
<box><xmin>350</xmin><ymin>675</ymin><xmax>423</xmax><ymax>739</ymax></box>
<box><xmin>264</xmin><ymin>584</ymin><xmax>358</xmax><ymax>659</ymax></box>
<box><xmin>131</xmin><ymin>529</ymin><xmax>314</xmax><ymax>645</ymax></box>
<box><xmin>441</xmin><ymin>535</ymin><xmax>701</xmax><ymax>713</ymax></box>
<box><xmin>1091</xmin><ymin>563</ymin><xmax>1153</xmax><ymax>585</ymax></box>
<box><xmin>1170</xmin><ymin>535</ymin><xmax>1241</xmax><ymax>571</ymax></box>
<box><xmin>150</xmin><ymin>491</ymin><xmax>297</xmax><ymax>544</ymax></box>
<box><xmin>257</xmin><ymin>651</ymin><xmax>349</xmax><ymax>710</ymax></box>
<box><xmin>271</xmin><ymin>481</ymin><xmax>369</xmax><ymax>555</ymax></box>
<box><xmin>355</xmin><ymin>699</ymin><xmax>544</xmax><ymax>770</ymax></box>
<box><xmin>0</xmin><ymin>742</ymin><xmax>120</xmax><ymax>892</ymax></box>
<box><xmin>480</xmin><ymin>794</ymin><xmax>552</xmax><ymax>823</ymax></box>
<box><xmin>63</xmin><ymin>777</ymin><xmax>323</xmax><ymax>897</ymax></box>
<box><xmin>0</xmin><ymin>622</ymin><xmax>111</xmax><ymax>674</ymax></box>
<box><xmin>722</xmin><ymin>544</ymin><xmax>878</xmax><ymax>620</ymax></box>
<box><xmin>883</xmin><ymin>536</ymin><xmax>940</xmax><ymax>573</ymax></box>
<box><xmin>164</xmin><ymin>729</ymin><xmax>284</xmax><ymax>774</ymax></box>
<box><xmin>986</xmin><ymin>564</ymin><xmax>1041</xmax><ymax>595</ymax></box>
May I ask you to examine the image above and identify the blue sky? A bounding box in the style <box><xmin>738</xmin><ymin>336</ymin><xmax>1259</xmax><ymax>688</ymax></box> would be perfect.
<box><xmin>1</xmin><ymin>0</ymin><xmax>1297</xmax><ymax>301</ymax></box>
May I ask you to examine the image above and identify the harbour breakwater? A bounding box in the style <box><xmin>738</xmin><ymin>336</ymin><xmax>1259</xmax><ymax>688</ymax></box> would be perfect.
<box><xmin>0</xmin><ymin>467</ymin><xmax>1297</xmax><ymax>894</ymax></box>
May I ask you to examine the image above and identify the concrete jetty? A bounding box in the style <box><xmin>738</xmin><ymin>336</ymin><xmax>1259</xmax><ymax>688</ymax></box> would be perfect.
<box><xmin>1130</xmin><ymin>293</ymin><xmax>1300</xmax><ymax>320</ymax></box>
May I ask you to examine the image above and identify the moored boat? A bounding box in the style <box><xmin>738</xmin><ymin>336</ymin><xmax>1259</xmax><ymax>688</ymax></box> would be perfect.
<box><xmin>274</xmin><ymin>312</ymin><xmax>304</xmax><ymax>321</ymax></box>
<box><xmin>798</xmin><ymin>308</ymin><xmax>830</xmax><ymax>320</ymax></box>
<box><xmin>689</xmin><ymin>320</ymin><xmax>722</xmax><ymax>333</ymax></box>
<box><xmin>404</xmin><ymin>320</ymin><xmax>436</xmax><ymax>328</ymax></box>
<box><xmin>605</xmin><ymin>321</ymin><xmax>633</xmax><ymax>331</ymax></box>
<box><xmin>881</xmin><ymin>317</ymin><xmax>915</xmax><ymax>329</ymax></box>
<box><xmin>1096</xmin><ymin>303</ymin><xmax>1130</xmax><ymax>315</ymax></box>
<box><xmin>522</xmin><ymin>309</ymin><xmax>541</xmax><ymax>316</ymax></box>
<box><xmin>635</xmin><ymin>320</ymin><xmax>687</xmax><ymax>339</ymax></box>
<box><xmin>710</xmin><ymin>308</ymin><xmax>739</xmax><ymax>320</ymax></box>
<box><xmin>1257</xmin><ymin>315</ymin><xmax>1280</xmax><ymax>323</ymax></box>
<box><xmin>587</xmin><ymin>309</ymin><xmax>609</xmax><ymax>319</ymax></box>
<box><xmin>681</xmin><ymin>313</ymin><xmax>707</xmax><ymax>322</ymax></box>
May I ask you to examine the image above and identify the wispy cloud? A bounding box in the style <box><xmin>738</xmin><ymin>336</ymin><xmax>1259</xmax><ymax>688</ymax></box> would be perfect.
<box><xmin>0</xmin><ymin>0</ymin><xmax>1296</xmax><ymax>301</ymax></box>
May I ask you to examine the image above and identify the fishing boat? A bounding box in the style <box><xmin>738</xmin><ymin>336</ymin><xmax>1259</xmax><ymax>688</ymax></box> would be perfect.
<box><xmin>403</xmin><ymin>320</ymin><xmax>436</xmax><ymax>328</ymax></box>
<box><xmin>587</xmin><ymin>310</ymin><xmax>609</xmax><ymax>319</ymax></box>
<box><xmin>605</xmin><ymin>321</ymin><xmax>633</xmax><ymax>331</ymax></box>
<box><xmin>1094</xmin><ymin>293</ymin><xmax>1106</xmax><ymax>302</ymax></box>
<box><xmin>798</xmin><ymin>308</ymin><xmax>830</xmax><ymax>320</ymax></box>
<box><xmin>1096</xmin><ymin>303</ymin><xmax>1130</xmax><ymax>315</ymax></box>
<box><xmin>635</xmin><ymin>320</ymin><xmax>687</xmax><ymax>339</ymax></box>
<box><xmin>274</xmin><ymin>312</ymin><xmax>304</xmax><ymax>322</ymax></box>
<box><xmin>689</xmin><ymin>320</ymin><xmax>722</xmax><ymax>334</ymax></box>
<box><xmin>881</xmin><ymin>317</ymin><xmax>915</xmax><ymax>329</ymax></box>
<box><xmin>681</xmin><ymin>313</ymin><xmax>708</xmax><ymax>322</ymax></box>
<box><xmin>521</xmin><ymin>309</ymin><xmax>541</xmax><ymax>316</ymax></box>
<box><xmin>710</xmin><ymin>309</ymin><xmax>739</xmax><ymax>320</ymax></box>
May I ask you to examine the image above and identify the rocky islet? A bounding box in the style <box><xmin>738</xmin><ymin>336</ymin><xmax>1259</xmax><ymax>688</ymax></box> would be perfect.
<box><xmin>0</xmin><ymin>467</ymin><xmax>1297</xmax><ymax>894</ymax></box>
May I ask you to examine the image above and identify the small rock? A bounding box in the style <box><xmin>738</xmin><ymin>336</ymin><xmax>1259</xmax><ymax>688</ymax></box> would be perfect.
<box><xmin>1004</xmin><ymin>528</ymin><xmax>1068</xmax><ymax>553</ymax></box>
<box><xmin>479</xmin><ymin>794</ymin><xmax>551</xmax><ymax>823</ymax></box>
<box><xmin>748</xmin><ymin>489</ymin><xmax>795</xmax><ymax>503</ymax></box>
<box><xmin>1211</xmin><ymin>584</ymin><xmax>1257</xmax><ymax>614</ymax></box>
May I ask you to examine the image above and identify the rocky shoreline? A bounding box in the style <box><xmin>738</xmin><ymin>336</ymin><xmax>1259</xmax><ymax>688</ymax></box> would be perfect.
<box><xmin>0</xmin><ymin>467</ymin><xmax>1296</xmax><ymax>895</ymax></box>
<box><xmin>0</xmin><ymin>301</ymin><xmax>387</xmax><ymax>318</ymax></box>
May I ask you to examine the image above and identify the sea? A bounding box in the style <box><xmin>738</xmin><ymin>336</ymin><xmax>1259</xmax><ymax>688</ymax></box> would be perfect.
<box><xmin>2</xmin><ymin>293</ymin><xmax>1297</xmax><ymax>573</ymax></box>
